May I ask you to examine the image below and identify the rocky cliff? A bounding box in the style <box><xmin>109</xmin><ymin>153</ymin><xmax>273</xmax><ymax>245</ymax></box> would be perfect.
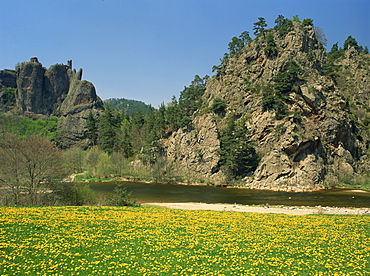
<box><xmin>2</xmin><ymin>57</ymin><xmax>103</xmax><ymax>148</ymax></box>
<box><xmin>163</xmin><ymin>20</ymin><xmax>370</xmax><ymax>191</ymax></box>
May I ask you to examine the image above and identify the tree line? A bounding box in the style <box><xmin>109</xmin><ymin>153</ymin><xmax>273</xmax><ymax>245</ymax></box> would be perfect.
<box><xmin>87</xmin><ymin>75</ymin><xmax>209</xmax><ymax>158</ymax></box>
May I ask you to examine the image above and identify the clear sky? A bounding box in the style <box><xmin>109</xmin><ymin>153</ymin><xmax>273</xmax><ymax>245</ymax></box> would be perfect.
<box><xmin>1</xmin><ymin>0</ymin><xmax>369</xmax><ymax>107</ymax></box>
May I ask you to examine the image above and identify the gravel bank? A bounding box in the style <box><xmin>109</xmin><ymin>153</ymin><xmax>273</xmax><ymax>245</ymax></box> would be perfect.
<box><xmin>144</xmin><ymin>202</ymin><xmax>370</xmax><ymax>215</ymax></box>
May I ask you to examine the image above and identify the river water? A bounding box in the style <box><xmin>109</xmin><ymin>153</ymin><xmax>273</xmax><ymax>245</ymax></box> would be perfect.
<box><xmin>87</xmin><ymin>181</ymin><xmax>370</xmax><ymax>208</ymax></box>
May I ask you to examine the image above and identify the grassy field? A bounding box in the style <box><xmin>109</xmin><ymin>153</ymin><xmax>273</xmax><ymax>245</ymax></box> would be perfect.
<box><xmin>0</xmin><ymin>206</ymin><xmax>369</xmax><ymax>275</ymax></box>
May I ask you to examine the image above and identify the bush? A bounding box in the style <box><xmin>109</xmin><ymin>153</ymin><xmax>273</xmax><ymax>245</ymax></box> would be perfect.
<box><xmin>55</xmin><ymin>182</ymin><xmax>98</xmax><ymax>206</ymax></box>
<box><xmin>107</xmin><ymin>184</ymin><xmax>139</xmax><ymax>207</ymax></box>
<box><xmin>211</xmin><ymin>98</ymin><xmax>227</xmax><ymax>114</ymax></box>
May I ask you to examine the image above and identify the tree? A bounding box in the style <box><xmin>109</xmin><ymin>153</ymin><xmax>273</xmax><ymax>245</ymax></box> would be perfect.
<box><xmin>239</xmin><ymin>31</ymin><xmax>252</xmax><ymax>45</ymax></box>
<box><xmin>274</xmin><ymin>16</ymin><xmax>293</xmax><ymax>38</ymax></box>
<box><xmin>292</xmin><ymin>15</ymin><xmax>301</xmax><ymax>22</ymax></box>
<box><xmin>323</xmin><ymin>43</ymin><xmax>344</xmax><ymax>81</ymax></box>
<box><xmin>99</xmin><ymin>107</ymin><xmax>119</xmax><ymax>154</ymax></box>
<box><xmin>56</xmin><ymin>182</ymin><xmax>97</xmax><ymax>206</ymax></box>
<box><xmin>107</xmin><ymin>184</ymin><xmax>138</xmax><ymax>206</ymax></box>
<box><xmin>262</xmin><ymin>61</ymin><xmax>303</xmax><ymax>118</ymax></box>
<box><xmin>219</xmin><ymin>116</ymin><xmax>259</xmax><ymax>180</ymax></box>
<box><xmin>314</xmin><ymin>27</ymin><xmax>328</xmax><ymax>46</ymax></box>
<box><xmin>144</xmin><ymin>105</ymin><xmax>159</xmax><ymax>144</ymax></box>
<box><xmin>166</xmin><ymin>96</ymin><xmax>181</xmax><ymax>131</ymax></box>
<box><xmin>253</xmin><ymin>17</ymin><xmax>267</xmax><ymax>36</ymax></box>
<box><xmin>116</xmin><ymin>116</ymin><xmax>134</xmax><ymax>158</ymax></box>
<box><xmin>274</xmin><ymin>15</ymin><xmax>286</xmax><ymax>27</ymax></box>
<box><xmin>178</xmin><ymin>75</ymin><xmax>208</xmax><ymax>128</ymax></box>
<box><xmin>264</xmin><ymin>33</ymin><xmax>278</xmax><ymax>57</ymax></box>
<box><xmin>302</xmin><ymin>18</ymin><xmax>313</xmax><ymax>26</ymax></box>
<box><xmin>0</xmin><ymin>134</ymin><xmax>66</xmax><ymax>205</ymax></box>
<box><xmin>228</xmin><ymin>36</ymin><xmax>244</xmax><ymax>55</ymax></box>
<box><xmin>211</xmin><ymin>98</ymin><xmax>227</xmax><ymax>114</ymax></box>
<box><xmin>86</xmin><ymin>111</ymin><xmax>99</xmax><ymax>145</ymax></box>
<box><xmin>343</xmin><ymin>36</ymin><xmax>359</xmax><ymax>50</ymax></box>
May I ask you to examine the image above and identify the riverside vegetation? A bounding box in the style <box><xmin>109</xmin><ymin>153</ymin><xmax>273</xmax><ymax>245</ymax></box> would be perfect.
<box><xmin>1</xmin><ymin>15</ymin><xmax>370</xmax><ymax>207</ymax></box>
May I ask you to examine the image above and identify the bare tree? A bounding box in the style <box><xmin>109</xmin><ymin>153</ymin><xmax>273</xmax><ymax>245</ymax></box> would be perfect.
<box><xmin>314</xmin><ymin>27</ymin><xmax>328</xmax><ymax>46</ymax></box>
<box><xmin>0</xmin><ymin>134</ymin><xmax>66</xmax><ymax>205</ymax></box>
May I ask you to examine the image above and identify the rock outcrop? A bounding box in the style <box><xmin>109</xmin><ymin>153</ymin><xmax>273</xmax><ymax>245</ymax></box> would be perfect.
<box><xmin>5</xmin><ymin>57</ymin><xmax>104</xmax><ymax>148</ymax></box>
<box><xmin>0</xmin><ymin>69</ymin><xmax>17</xmax><ymax>89</ymax></box>
<box><xmin>163</xmin><ymin>20</ymin><xmax>370</xmax><ymax>191</ymax></box>
<box><xmin>56</xmin><ymin>73</ymin><xmax>103</xmax><ymax>148</ymax></box>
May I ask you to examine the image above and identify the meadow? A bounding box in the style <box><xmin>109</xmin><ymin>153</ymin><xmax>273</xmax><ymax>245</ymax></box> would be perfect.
<box><xmin>0</xmin><ymin>206</ymin><xmax>369</xmax><ymax>275</ymax></box>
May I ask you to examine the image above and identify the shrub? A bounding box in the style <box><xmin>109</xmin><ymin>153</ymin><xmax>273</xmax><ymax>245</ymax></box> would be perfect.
<box><xmin>107</xmin><ymin>184</ymin><xmax>139</xmax><ymax>207</ymax></box>
<box><xmin>211</xmin><ymin>98</ymin><xmax>227</xmax><ymax>114</ymax></box>
<box><xmin>55</xmin><ymin>182</ymin><xmax>98</xmax><ymax>206</ymax></box>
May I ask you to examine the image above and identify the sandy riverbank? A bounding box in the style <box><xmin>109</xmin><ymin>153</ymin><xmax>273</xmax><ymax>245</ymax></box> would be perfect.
<box><xmin>144</xmin><ymin>202</ymin><xmax>370</xmax><ymax>215</ymax></box>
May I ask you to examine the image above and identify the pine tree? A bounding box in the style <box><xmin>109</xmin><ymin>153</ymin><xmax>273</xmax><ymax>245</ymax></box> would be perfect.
<box><xmin>99</xmin><ymin>107</ymin><xmax>118</xmax><ymax>154</ymax></box>
<box><xmin>86</xmin><ymin>111</ymin><xmax>98</xmax><ymax>145</ymax></box>
<box><xmin>219</xmin><ymin>116</ymin><xmax>258</xmax><ymax>179</ymax></box>
<box><xmin>166</xmin><ymin>96</ymin><xmax>181</xmax><ymax>131</ymax></box>
<box><xmin>344</xmin><ymin>36</ymin><xmax>360</xmax><ymax>50</ymax></box>
<box><xmin>264</xmin><ymin>33</ymin><xmax>278</xmax><ymax>57</ymax></box>
<box><xmin>253</xmin><ymin>17</ymin><xmax>267</xmax><ymax>36</ymax></box>
<box><xmin>116</xmin><ymin>117</ymin><xmax>134</xmax><ymax>158</ymax></box>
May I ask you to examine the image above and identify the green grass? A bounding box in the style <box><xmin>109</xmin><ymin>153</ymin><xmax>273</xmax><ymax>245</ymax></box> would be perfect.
<box><xmin>0</xmin><ymin>206</ymin><xmax>369</xmax><ymax>275</ymax></box>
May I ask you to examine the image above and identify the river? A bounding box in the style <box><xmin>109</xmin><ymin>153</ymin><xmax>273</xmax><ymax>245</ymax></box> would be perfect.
<box><xmin>87</xmin><ymin>181</ymin><xmax>370</xmax><ymax>208</ymax></box>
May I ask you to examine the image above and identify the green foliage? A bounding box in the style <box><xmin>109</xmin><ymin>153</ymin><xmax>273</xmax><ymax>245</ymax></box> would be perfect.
<box><xmin>228</xmin><ymin>31</ymin><xmax>251</xmax><ymax>58</ymax></box>
<box><xmin>0</xmin><ymin>114</ymin><xmax>59</xmax><ymax>141</ymax></box>
<box><xmin>302</xmin><ymin>18</ymin><xmax>313</xmax><ymax>26</ymax></box>
<box><xmin>86</xmin><ymin>111</ymin><xmax>98</xmax><ymax>145</ymax></box>
<box><xmin>178</xmin><ymin>75</ymin><xmax>208</xmax><ymax>123</ymax></box>
<box><xmin>292</xmin><ymin>15</ymin><xmax>301</xmax><ymax>22</ymax></box>
<box><xmin>323</xmin><ymin>43</ymin><xmax>344</xmax><ymax>81</ymax></box>
<box><xmin>116</xmin><ymin>117</ymin><xmax>134</xmax><ymax>158</ymax></box>
<box><xmin>63</xmin><ymin>146</ymin><xmax>85</xmax><ymax>173</ymax></box>
<box><xmin>107</xmin><ymin>184</ymin><xmax>138</xmax><ymax>207</ymax></box>
<box><xmin>56</xmin><ymin>182</ymin><xmax>97</xmax><ymax>206</ymax></box>
<box><xmin>264</xmin><ymin>33</ymin><xmax>278</xmax><ymax>57</ymax></box>
<box><xmin>0</xmin><ymin>87</ymin><xmax>16</xmax><ymax>108</ymax></box>
<box><xmin>253</xmin><ymin>17</ymin><xmax>267</xmax><ymax>36</ymax></box>
<box><xmin>274</xmin><ymin>15</ymin><xmax>294</xmax><ymax>38</ymax></box>
<box><xmin>219</xmin><ymin>116</ymin><xmax>259</xmax><ymax>179</ymax></box>
<box><xmin>239</xmin><ymin>31</ymin><xmax>252</xmax><ymax>45</ymax></box>
<box><xmin>262</xmin><ymin>61</ymin><xmax>303</xmax><ymax>119</ymax></box>
<box><xmin>228</xmin><ymin>36</ymin><xmax>245</xmax><ymax>55</ymax></box>
<box><xmin>211</xmin><ymin>98</ymin><xmax>227</xmax><ymax>114</ymax></box>
<box><xmin>98</xmin><ymin>107</ymin><xmax>123</xmax><ymax>154</ymax></box>
<box><xmin>104</xmin><ymin>98</ymin><xmax>149</xmax><ymax>116</ymax></box>
<box><xmin>166</xmin><ymin>96</ymin><xmax>181</xmax><ymax>131</ymax></box>
<box><xmin>343</xmin><ymin>35</ymin><xmax>360</xmax><ymax>50</ymax></box>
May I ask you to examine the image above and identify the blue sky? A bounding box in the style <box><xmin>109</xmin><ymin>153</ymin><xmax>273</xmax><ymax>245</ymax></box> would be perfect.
<box><xmin>1</xmin><ymin>0</ymin><xmax>369</xmax><ymax>107</ymax></box>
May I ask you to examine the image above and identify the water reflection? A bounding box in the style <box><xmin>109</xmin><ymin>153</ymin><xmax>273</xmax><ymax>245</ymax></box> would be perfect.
<box><xmin>88</xmin><ymin>181</ymin><xmax>370</xmax><ymax>208</ymax></box>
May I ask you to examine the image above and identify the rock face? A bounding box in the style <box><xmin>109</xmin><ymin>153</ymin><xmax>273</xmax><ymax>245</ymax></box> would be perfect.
<box><xmin>163</xmin><ymin>21</ymin><xmax>370</xmax><ymax>191</ymax></box>
<box><xmin>14</xmin><ymin>58</ymin><xmax>103</xmax><ymax>148</ymax></box>
<box><xmin>165</xmin><ymin>115</ymin><xmax>223</xmax><ymax>183</ymax></box>
<box><xmin>0</xmin><ymin>69</ymin><xmax>17</xmax><ymax>89</ymax></box>
<box><xmin>56</xmin><ymin>74</ymin><xmax>103</xmax><ymax>148</ymax></box>
<box><xmin>16</xmin><ymin>61</ymin><xmax>45</xmax><ymax>113</ymax></box>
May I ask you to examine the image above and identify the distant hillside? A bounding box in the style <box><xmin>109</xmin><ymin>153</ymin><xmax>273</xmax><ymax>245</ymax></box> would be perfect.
<box><xmin>104</xmin><ymin>98</ymin><xmax>150</xmax><ymax>116</ymax></box>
